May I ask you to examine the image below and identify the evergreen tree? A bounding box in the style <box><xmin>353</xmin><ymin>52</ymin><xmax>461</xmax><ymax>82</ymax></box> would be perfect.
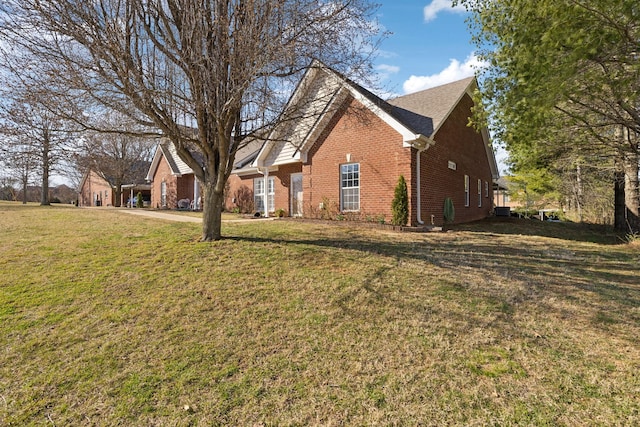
<box><xmin>456</xmin><ymin>0</ymin><xmax>640</xmax><ymax>231</ymax></box>
<box><xmin>391</xmin><ymin>175</ymin><xmax>408</xmax><ymax>226</ymax></box>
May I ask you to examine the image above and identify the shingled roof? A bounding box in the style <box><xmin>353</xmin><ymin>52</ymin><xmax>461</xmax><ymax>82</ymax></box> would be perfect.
<box><xmin>320</xmin><ymin>63</ymin><xmax>476</xmax><ymax>141</ymax></box>
<box><xmin>387</xmin><ymin>77</ymin><xmax>475</xmax><ymax>137</ymax></box>
<box><xmin>146</xmin><ymin>138</ymin><xmax>264</xmax><ymax>180</ymax></box>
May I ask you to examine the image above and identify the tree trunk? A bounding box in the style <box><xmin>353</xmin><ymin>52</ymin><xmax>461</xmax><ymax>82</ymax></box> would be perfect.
<box><xmin>201</xmin><ymin>182</ymin><xmax>224</xmax><ymax>241</ymax></box>
<box><xmin>614</xmin><ymin>170</ymin><xmax>626</xmax><ymax>231</ymax></box>
<box><xmin>623</xmin><ymin>151</ymin><xmax>640</xmax><ymax>233</ymax></box>
<box><xmin>21</xmin><ymin>175</ymin><xmax>28</xmax><ymax>204</ymax></box>
<box><xmin>114</xmin><ymin>179</ymin><xmax>122</xmax><ymax>207</ymax></box>
<box><xmin>40</xmin><ymin>138</ymin><xmax>50</xmax><ymax>205</ymax></box>
<box><xmin>575</xmin><ymin>163</ymin><xmax>583</xmax><ymax>222</ymax></box>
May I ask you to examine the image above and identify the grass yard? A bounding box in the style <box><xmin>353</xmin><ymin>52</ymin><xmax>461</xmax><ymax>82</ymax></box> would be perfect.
<box><xmin>0</xmin><ymin>202</ymin><xmax>638</xmax><ymax>425</ymax></box>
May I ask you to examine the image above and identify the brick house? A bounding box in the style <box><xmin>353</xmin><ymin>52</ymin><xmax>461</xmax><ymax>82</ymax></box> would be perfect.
<box><xmin>78</xmin><ymin>169</ymin><xmax>114</xmax><ymax>207</ymax></box>
<box><xmin>146</xmin><ymin>139</ymin><xmax>262</xmax><ymax>210</ymax></box>
<box><xmin>78</xmin><ymin>161</ymin><xmax>151</xmax><ymax>207</ymax></box>
<box><xmin>78</xmin><ymin>167</ymin><xmax>151</xmax><ymax>207</ymax></box>
<box><xmin>146</xmin><ymin>141</ymin><xmax>201</xmax><ymax>209</ymax></box>
<box><xmin>226</xmin><ymin>63</ymin><xmax>499</xmax><ymax>226</ymax></box>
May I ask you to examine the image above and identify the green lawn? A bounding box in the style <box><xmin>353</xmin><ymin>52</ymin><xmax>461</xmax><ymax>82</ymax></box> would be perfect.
<box><xmin>1</xmin><ymin>202</ymin><xmax>638</xmax><ymax>425</ymax></box>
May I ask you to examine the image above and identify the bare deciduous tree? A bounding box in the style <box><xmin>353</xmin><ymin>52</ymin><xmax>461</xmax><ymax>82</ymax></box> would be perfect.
<box><xmin>0</xmin><ymin>88</ymin><xmax>75</xmax><ymax>205</ymax></box>
<box><xmin>0</xmin><ymin>0</ymin><xmax>383</xmax><ymax>240</ymax></box>
<box><xmin>0</xmin><ymin>135</ymin><xmax>39</xmax><ymax>204</ymax></box>
<box><xmin>75</xmin><ymin>113</ymin><xmax>156</xmax><ymax>207</ymax></box>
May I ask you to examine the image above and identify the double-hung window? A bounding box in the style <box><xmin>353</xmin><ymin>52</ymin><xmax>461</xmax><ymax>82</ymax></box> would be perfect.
<box><xmin>254</xmin><ymin>177</ymin><xmax>275</xmax><ymax>213</ymax></box>
<box><xmin>464</xmin><ymin>175</ymin><xmax>470</xmax><ymax>207</ymax></box>
<box><xmin>478</xmin><ymin>179</ymin><xmax>482</xmax><ymax>207</ymax></box>
<box><xmin>340</xmin><ymin>163</ymin><xmax>360</xmax><ymax>211</ymax></box>
<box><xmin>267</xmin><ymin>177</ymin><xmax>275</xmax><ymax>212</ymax></box>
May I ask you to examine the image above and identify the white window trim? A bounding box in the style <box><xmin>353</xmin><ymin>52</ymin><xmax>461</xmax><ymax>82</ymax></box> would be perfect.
<box><xmin>267</xmin><ymin>177</ymin><xmax>275</xmax><ymax>213</ymax></box>
<box><xmin>464</xmin><ymin>175</ymin><xmax>470</xmax><ymax>207</ymax></box>
<box><xmin>254</xmin><ymin>177</ymin><xmax>275</xmax><ymax>213</ymax></box>
<box><xmin>340</xmin><ymin>163</ymin><xmax>360</xmax><ymax>212</ymax></box>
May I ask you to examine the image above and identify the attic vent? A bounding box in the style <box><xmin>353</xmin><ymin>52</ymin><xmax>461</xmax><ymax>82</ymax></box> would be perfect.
<box><xmin>448</xmin><ymin>161</ymin><xmax>457</xmax><ymax>170</ymax></box>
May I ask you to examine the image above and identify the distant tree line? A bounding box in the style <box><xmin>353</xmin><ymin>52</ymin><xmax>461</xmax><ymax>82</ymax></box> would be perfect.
<box><xmin>0</xmin><ymin>179</ymin><xmax>77</xmax><ymax>204</ymax></box>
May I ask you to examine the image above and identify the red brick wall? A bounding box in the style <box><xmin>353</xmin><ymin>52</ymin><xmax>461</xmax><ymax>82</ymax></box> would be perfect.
<box><xmin>227</xmin><ymin>163</ymin><xmax>303</xmax><ymax>215</ymax></box>
<box><xmin>226</xmin><ymin>173</ymin><xmax>259</xmax><ymax>212</ymax></box>
<box><xmin>150</xmin><ymin>155</ymin><xmax>200</xmax><ymax>209</ymax></box>
<box><xmin>150</xmin><ymin>156</ymin><xmax>178</xmax><ymax>209</ymax></box>
<box><xmin>79</xmin><ymin>170</ymin><xmax>114</xmax><ymax>207</ymax></box>
<box><xmin>304</xmin><ymin>96</ymin><xmax>413</xmax><ymax>223</ymax></box>
<box><xmin>273</xmin><ymin>163</ymin><xmax>303</xmax><ymax>214</ymax></box>
<box><xmin>419</xmin><ymin>93</ymin><xmax>494</xmax><ymax>225</ymax></box>
<box><xmin>177</xmin><ymin>174</ymin><xmax>195</xmax><ymax>202</ymax></box>
<box><xmin>224</xmin><ymin>93</ymin><xmax>495</xmax><ymax>226</ymax></box>
<box><xmin>225</xmin><ymin>174</ymin><xmax>244</xmax><ymax>211</ymax></box>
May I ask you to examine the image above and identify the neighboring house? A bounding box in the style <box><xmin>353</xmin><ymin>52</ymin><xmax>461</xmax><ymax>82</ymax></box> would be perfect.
<box><xmin>493</xmin><ymin>176</ymin><xmax>524</xmax><ymax>213</ymax></box>
<box><xmin>225</xmin><ymin>62</ymin><xmax>499</xmax><ymax>226</ymax></box>
<box><xmin>78</xmin><ymin>169</ymin><xmax>115</xmax><ymax>207</ymax></box>
<box><xmin>78</xmin><ymin>164</ymin><xmax>152</xmax><ymax>207</ymax></box>
<box><xmin>146</xmin><ymin>141</ymin><xmax>198</xmax><ymax>209</ymax></box>
<box><xmin>145</xmin><ymin>139</ymin><xmax>264</xmax><ymax>210</ymax></box>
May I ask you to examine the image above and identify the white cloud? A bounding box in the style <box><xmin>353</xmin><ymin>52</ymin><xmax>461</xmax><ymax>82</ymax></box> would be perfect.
<box><xmin>402</xmin><ymin>53</ymin><xmax>487</xmax><ymax>94</ymax></box>
<box><xmin>423</xmin><ymin>0</ymin><xmax>467</xmax><ymax>23</ymax></box>
<box><xmin>375</xmin><ymin>63</ymin><xmax>400</xmax><ymax>80</ymax></box>
<box><xmin>372</xmin><ymin>64</ymin><xmax>402</xmax><ymax>98</ymax></box>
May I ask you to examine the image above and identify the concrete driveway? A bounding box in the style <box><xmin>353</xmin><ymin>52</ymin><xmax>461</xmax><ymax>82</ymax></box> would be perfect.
<box><xmin>119</xmin><ymin>209</ymin><xmax>274</xmax><ymax>223</ymax></box>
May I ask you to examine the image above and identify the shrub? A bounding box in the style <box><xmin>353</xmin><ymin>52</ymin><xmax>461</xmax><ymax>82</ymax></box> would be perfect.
<box><xmin>233</xmin><ymin>185</ymin><xmax>254</xmax><ymax>214</ymax></box>
<box><xmin>391</xmin><ymin>175</ymin><xmax>408</xmax><ymax>226</ymax></box>
<box><xmin>444</xmin><ymin>197</ymin><xmax>455</xmax><ymax>224</ymax></box>
<box><xmin>136</xmin><ymin>192</ymin><xmax>144</xmax><ymax>208</ymax></box>
<box><xmin>307</xmin><ymin>197</ymin><xmax>339</xmax><ymax>220</ymax></box>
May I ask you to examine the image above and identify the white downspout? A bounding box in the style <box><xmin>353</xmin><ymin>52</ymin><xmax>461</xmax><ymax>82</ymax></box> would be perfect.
<box><xmin>416</xmin><ymin>147</ymin><xmax>426</xmax><ymax>225</ymax></box>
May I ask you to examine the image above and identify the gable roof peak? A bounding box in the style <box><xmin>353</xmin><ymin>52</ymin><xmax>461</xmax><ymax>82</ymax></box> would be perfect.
<box><xmin>388</xmin><ymin>76</ymin><xmax>477</xmax><ymax>136</ymax></box>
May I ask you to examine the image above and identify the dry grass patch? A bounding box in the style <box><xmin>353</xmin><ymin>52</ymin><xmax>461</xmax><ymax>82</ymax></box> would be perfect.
<box><xmin>1</xmin><ymin>202</ymin><xmax>638</xmax><ymax>425</ymax></box>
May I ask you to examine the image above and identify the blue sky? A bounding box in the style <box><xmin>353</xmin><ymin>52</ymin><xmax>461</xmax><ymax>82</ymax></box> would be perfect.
<box><xmin>373</xmin><ymin>0</ymin><xmax>481</xmax><ymax>96</ymax></box>
<box><xmin>372</xmin><ymin>0</ymin><xmax>508</xmax><ymax>172</ymax></box>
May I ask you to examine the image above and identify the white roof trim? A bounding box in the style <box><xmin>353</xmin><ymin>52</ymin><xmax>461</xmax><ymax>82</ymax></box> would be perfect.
<box><xmin>254</xmin><ymin>62</ymin><xmax>433</xmax><ymax>168</ymax></box>
<box><xmin>482</xmin><ymin>127</ymin><xmax>500</xmax><ymax>180</ymax></box>
<box><xmin>253</xmin><ymin>65</ymin><xmax>323</xmax><ymax>168</ymax></box>
<box><xmin>145</xmin><ymin>141</ymin><xmax>194</xmax><ymax>181</ymax></box>
<box><xmin>431</xmin><ymin>79</ymin><xmax>476</xmax><ymax>138</ymax></box>
<box><xmin>346</xmin><ymin>86</ymin><xmax>422</xmax><ymax>145</ymax></box>
<box><xmin>145</xmin><ymin>145</ymin><xmax>165</xmax><ymax>181</ymax></box>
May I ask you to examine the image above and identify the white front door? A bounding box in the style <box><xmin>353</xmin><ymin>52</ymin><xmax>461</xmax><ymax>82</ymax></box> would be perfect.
<box><xmin>290</xmin><ymin>173</ymin><xmax>303</xmax><ymax>217</ymax></box>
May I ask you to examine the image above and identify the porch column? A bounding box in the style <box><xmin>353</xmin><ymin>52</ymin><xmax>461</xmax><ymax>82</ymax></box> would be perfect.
<box><xmin>193</xmin><ymin>179</ymin><xmax>200</xmax><ymax>210</ymax></box>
